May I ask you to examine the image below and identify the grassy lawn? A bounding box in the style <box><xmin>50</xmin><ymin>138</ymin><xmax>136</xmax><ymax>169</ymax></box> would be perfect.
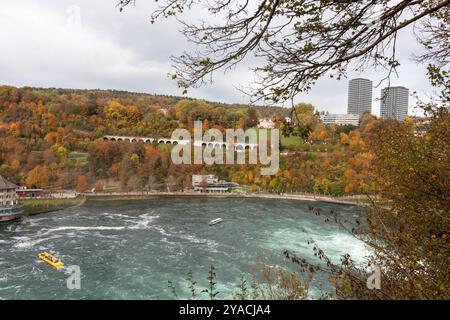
<box><xmin>68</xmin><ymin>152</ymin><xmax>89</xmax><ymax>167</ymax></box>
<box><xmin>280</xmin><ymin>134</ymin><xmax>302</xmax><ymax>148</ymax></box>
<box><xmin>22</xmin><ymin>198</ymin><xmax>84</xmax><ymax>215</ymax></box>
<box><xmin>345</xmin><ymin>197</ymin><xmax>371</xmax><ymax>204</ymax></box>
<box><xmin>239</xmin><ymin>185</ymin><xmax>251</xmax><ymax>192</ymax></box>
<box><xmin>103</xmin><ymin>185</ymin><xmax>120</xmax><ymax>193</ymax></box>
<box><xmin>251</xmin><ymin>128</ymin><xmax>303</xmax><ymax>150</ymax></box>
<box><xmin>22</xmin><ymin>198</ymin><xmax>83</xmax><ymax>206</ymax></box>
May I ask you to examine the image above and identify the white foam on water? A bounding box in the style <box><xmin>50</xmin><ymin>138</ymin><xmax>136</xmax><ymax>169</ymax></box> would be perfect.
<box><xmin>9</xmin><ymin>213</ymin><xmax>161</xmax><ymax>250</ymax></box>
<box><xmin>149</xmin><ymin>225</ymin><xmax>172</xmax><ymax>237</ymax></box>
<box><xmin>314</xmin><ymin>233</ymin><xmax>371</xmax><ymax>264</ymax></box>
<box><xmin>4</xmin><ymin>210</ymin><xmax>159</xmax><ymax>245</ymax></box>
<box><xmin>11</xmin><ymin>235</ymin><xmax>32</xmax><ymax>242</ymax></box>
<box><xmin>178</xmin><ymin>233</ymin><xmax>219</xmax><ymax>247</ymax></box>
<box><xmin>101</xmin><ymin>212</ymin><xmax>135</xmax><ymax>219</ymax></box>
<box><xmin>13</xmin><ymin>235</ymin><xmax>62</xmax><ymax>249</ymax></box>
<box><xmin>129</xmin><ymin>213</ymin><xmax>160</xmax><ymax>230</ymax></box>
<box><xmin>160</xmin><ymin>237</ymin><xmax>177</xmax><ymax>246</ymax></box>
<box><xmin>262</xmin><ymin>226</ymin><xmax>371</xmax><ymax>268</ymax></box>
<box><xmin>263</xmin><ymin>229</ymin><xmax>309</xmax><ymax>253</ymax></box>
<box><xmin>148</xmin><ymin>224</ymin><xmax>220</xmax><ymax>252</ymax></box>
<box><xmin>0</xmin><ymin>285</ymin><xmax>22</xmax><ymax>292</ymax></box>
<box><xmin>21</xmin><ymin>216</ymin><xmax>49</xmax><ymax>227</ymax></box>
<box><xmin>41</xmin><ymin>226</ymin><xmax>128</xmax><ymax>235</ymax></box>
<box><xmin>6</xmin><ymin>224</ymin><xmax>22</xmax><ymax>233</ymax></box>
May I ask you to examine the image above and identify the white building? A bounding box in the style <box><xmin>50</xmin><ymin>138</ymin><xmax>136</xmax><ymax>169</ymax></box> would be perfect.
<box><xmin>192</xmin><ymin>175</ymin><xmax>218</xmax><ymax>186</ymax></box>
<box><xmin>258</xmin><ymin>118</ymin><xmax>275</xmax><ymax>129</ymax></box>
<box><xmin>348</xmin><ymin>78</ymin><xmax>373</xmax><ymax>116</ymax></box>
<box><xmin>320</xmin><ymin>114</ymin><xmax>360</xmax><ymax>126</ymax></box>
<box><xmin>0</xmin><ymin>175</ymin><xmax>18</xmax><ymax>207</ymax></box>
<box><xmin>0</xmin><ymin>175</ymin><xmax>23</xmax><ymax>222</ymax></box>
<box><xmin>192</xmin><ymin>175</ymin><xmax>238</xmax><ymax>193</ymax></box>
<box><xmin>380</xmin><ymin>86</ymin><xmax>409</xmax><ymax>121</ymax></box>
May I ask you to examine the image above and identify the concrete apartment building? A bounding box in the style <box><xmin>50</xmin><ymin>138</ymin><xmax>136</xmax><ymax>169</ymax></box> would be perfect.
<box><xmin>348</xmin><ymin>78</ymin><xmax>373</xmax><ymax>116</ymax></box>
<box><xmin>380</xmin><ymin>86</ymin><xmax>409</xmax><ymax>121</ymax></box>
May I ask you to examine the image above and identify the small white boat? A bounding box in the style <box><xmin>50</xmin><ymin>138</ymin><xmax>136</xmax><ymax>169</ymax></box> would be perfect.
<box><xmin>209</xmin><ymin>218</ymin><xmax>223</xmax><ymax>226</ymax></box>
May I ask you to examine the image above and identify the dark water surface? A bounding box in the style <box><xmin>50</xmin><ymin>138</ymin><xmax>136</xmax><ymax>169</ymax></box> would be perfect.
<box><xmin>0</xmin><ymin>198</ymin><xmax>368</xmax><ymax>299</ymax></box>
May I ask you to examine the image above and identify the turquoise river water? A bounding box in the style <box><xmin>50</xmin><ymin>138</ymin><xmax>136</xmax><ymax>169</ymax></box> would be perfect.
<box><xmin>0</xmin><ymin>197</ymin><xmax>369</xmax><ymax>299</ymax></box>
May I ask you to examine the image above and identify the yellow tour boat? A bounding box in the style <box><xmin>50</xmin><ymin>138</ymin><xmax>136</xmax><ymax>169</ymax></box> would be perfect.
<box><xmin>38</xmin><ymin>252</ymin><xmax>64</xmax><ymax>269</ymax></box>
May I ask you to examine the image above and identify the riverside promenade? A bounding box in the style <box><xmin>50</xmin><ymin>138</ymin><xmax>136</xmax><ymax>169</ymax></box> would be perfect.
<box><xmin>82</xmin><ymin>191</ymin><xmax>367</xmax><ymax>206</ymax></box>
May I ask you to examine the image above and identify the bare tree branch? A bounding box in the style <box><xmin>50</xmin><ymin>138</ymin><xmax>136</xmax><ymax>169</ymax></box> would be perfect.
<box><xmin>117</xmin><ymin>0</ymin><xmax>450</xmax><ymax>103</ymax></box>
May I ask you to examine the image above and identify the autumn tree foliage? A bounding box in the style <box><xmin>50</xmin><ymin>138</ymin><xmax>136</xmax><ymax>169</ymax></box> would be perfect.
<box><xmin>328</xmin><ymin>107</ymin><xmax>449</xmax><ymax>300</ymax></box>
<box><xmin>0</xmin><ymin>85</ymin><xmax>375</xmax><ymax>195</ymax></box>
<box><xmin>361</xmin><ymin>107</ymin><xmax>450</xmax><ymax>299</ymax></box>
<box><xmin>76</xmin><ymin>175</ymin><xmax>89</xmax><ymax>193</ymax></box>
<box><xmin>0</xmin><ymin>87</ymin><xmax>292</xmax><ymax>190</ymax></box>
<box><xmin>25</xmin><ymin>165</ymin><xmax>49</xmax><ymax>188</ymax></box>
<box><xmin>246</xmin><ymin>108</ymin><xmax>258</xmax><ymax>128</ymax></box>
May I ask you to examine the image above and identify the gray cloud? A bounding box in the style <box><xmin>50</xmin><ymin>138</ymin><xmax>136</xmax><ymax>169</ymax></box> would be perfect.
<box><xmin>0</xmin><ymin>0</ymin><xmax>434</xmax><ymax>115</ymax></box>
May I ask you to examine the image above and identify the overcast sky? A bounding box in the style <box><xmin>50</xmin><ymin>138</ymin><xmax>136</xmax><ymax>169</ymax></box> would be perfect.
<box><xmin>0</xmin><ymin>0</ymin><xmax>437</xmax><ymax>116</ymax></box>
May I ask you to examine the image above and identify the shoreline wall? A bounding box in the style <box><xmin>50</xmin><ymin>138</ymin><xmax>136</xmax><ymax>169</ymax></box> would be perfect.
<box><xmin>83</xmin><ymin>191</ymin><xmax>367</xmax><ymax>207</ymax></box>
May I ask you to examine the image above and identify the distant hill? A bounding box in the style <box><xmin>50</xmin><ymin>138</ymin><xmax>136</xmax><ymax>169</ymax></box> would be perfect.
<box><xmin>9</xmin><ymin>86</ymin><xmax>290</xmax><ymax>118</ymax></box>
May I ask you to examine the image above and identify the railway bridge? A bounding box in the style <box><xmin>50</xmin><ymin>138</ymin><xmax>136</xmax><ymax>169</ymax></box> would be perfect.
<box><xmin>103</xmin><ymin>135</ymin><xmax>258</xmax><ymax>152</ymax></box>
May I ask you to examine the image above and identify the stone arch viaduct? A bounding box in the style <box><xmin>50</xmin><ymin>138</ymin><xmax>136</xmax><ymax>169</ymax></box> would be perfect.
<box><xmin>103</xmin><ymin>135</ymin><xmax>258</xmax><ymax>152</ymax></box>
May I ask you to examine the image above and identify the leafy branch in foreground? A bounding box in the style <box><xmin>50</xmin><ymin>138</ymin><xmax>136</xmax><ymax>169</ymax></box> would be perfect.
<box><xmin>251</xmin><ymin>257</ymin><xmax>312</xmax><ymax>300</ymax></box>
<box><xmin>287</xmin><ymin>110</ymin><xmax>450</xmax><ymax>299</ymax></box>
<box><xmin>167</xmin><ymin>263</ymin><xmax>312</xmax><ymax>300</ymax></box>
<box><xmin>118</xmin><ymin>0</ymin><xmax>449</xmax><ymax>103</ymax></box>
<box><xmin>167</xmin><ymin>280</ymin><xmax>178</xmax><ymax>299</ymax></box>
<box><xmin>201</xmin><ymin>265</ymin><xmax>220</xmax><ymax>300</ymax></box>
<box><xmin>233</xmin><ymin>276</ymin><xmax>250</xmax><ymax>300</ymax></box>
<box><xmin>186</xmin><ymin>270</ymin><xmax>197</xmax><ymax>300</ymax></box>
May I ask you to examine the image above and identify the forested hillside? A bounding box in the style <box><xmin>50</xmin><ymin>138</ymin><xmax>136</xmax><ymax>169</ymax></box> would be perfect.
<box><xmin>0</xmin><ymin>85</ymin><xmax>375</xmax><ymax>194</ymax></box>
